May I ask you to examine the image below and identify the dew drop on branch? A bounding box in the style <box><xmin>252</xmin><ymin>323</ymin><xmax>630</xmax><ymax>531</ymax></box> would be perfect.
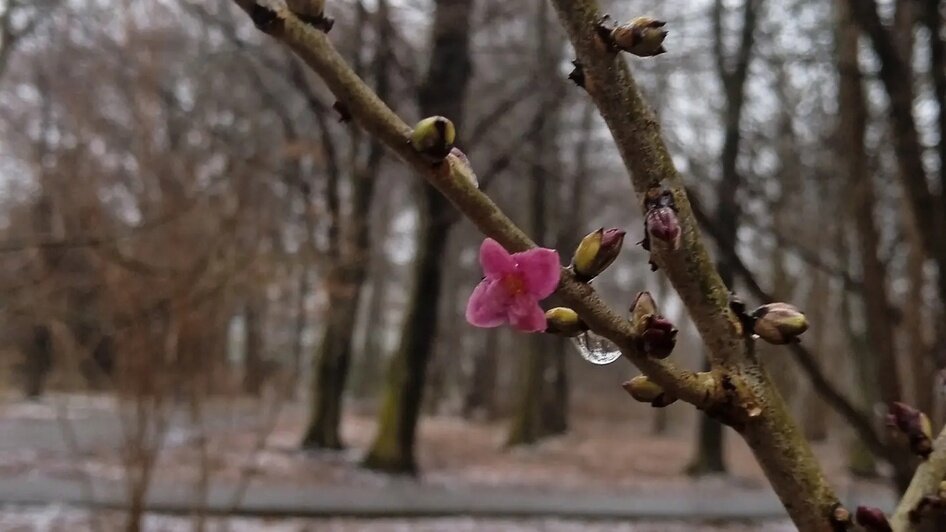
<box><xmin>571</xmin><ymin>331</ymin><xmax>622</xmax><ymax>365</ymax></box>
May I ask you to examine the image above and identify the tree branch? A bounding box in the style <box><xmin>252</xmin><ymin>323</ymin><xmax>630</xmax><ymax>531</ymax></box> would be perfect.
<box><xmin>225</xmin><ymin>1</ymin><xmax>719</xmax><ymax>409</ymax></box>
<box><xmin>549</xmin><ymin>1</ymin><xmax>842</xmax><ymax>529</ymax></box>
<box><xmin>891</xmin><ymin>426</ymin><xmax>946</xmax><ymax>530</ymax></box>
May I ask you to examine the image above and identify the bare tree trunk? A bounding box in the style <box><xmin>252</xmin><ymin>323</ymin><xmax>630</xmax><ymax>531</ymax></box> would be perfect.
<box><xmin>363</xmin><ymin>208</ymin><xmax>451</xmax><ymax>471</ymax></box>
<box><xmin>301</xmin><ymin>0</ymin><xmax>389</xmax><ymax>449</ymax></box>
<box><xmin>506</xmin><ymin>0</ymin><xmax>568</xmax><ymax>446</ymax></box>
<box><xmin>290</xmin><ymin>266</ymin><xmax>309</xmax><ymax>396</ymax></box>
<box><xmin>363</xmin><ymin>0</ymin><xmax>473</xmax><ymax>472</ymax></box>
<box><xmin>242</xmin><ymin>294</ymin><xmax>265</xmax><ymax>396</ymax></box>
<box><xmin>21</xmin><ymin>324</ymin><xmax>53</xmax><ymax>398</ymax></box>
<box><xmin>688</xmin><ymin>0</ymin><xmax>760</xmax><ymax>476</ymax></box>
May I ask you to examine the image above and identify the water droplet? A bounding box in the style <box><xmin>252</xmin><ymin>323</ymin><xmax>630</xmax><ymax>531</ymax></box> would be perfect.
<box><xmin>571</xmin><ymin>331</ymin><xmax>622</xmax><ymax>365</ymax></box>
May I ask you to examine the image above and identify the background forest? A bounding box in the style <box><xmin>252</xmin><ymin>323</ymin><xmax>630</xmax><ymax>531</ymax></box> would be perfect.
<box><xmin>0</xmin><ymin>0</ymin><xmax>944</xmax><ymax>530</ymax></box>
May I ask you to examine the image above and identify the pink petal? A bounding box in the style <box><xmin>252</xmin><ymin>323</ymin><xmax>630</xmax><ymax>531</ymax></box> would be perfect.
<box><xmin>479</xmin><ymin>238</ymin><xmax>516</xmax><ymax>279</ymax></box>
<box><xmin>513</xmin><ymin>248</ymin><xmax>561</xmax><ymax>299</ymax></box>
<box><xmin>465</xmin><ymin>279</ymin><xmax>511</xmax><ymax>328</ymax></box>
<box><xmin>506</xmin><ymin>294</ymin><xmax>547</xmax><ymax>333</ymax></box>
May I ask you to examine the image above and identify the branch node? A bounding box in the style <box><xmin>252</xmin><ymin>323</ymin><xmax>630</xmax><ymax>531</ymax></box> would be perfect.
<box><xmin>829</xmin><ymin>503</ymin><xmax>853</xmax><ymax>531</ymax></box>
<box><xmin>594</xmin><ymin>14</ymin><xmax>619</xmax><ymax>52</ymax></box>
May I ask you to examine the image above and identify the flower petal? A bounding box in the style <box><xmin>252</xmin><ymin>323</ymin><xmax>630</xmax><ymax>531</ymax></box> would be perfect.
<box><xmin>479</xmin><ymin>238</ymin><xmax>515</xmax><ymax>279</ymax></box>
<box><xmin>465</xmin><ymin>279</ymin><xmax>511</xmax><ymax>328</ymax></box>
<box><xmin>507</xmin><ymin>294</ymin><xmax>548</xmax><ymax>333</ymax></box>
<box><xmin>513</xmin><ymin>248</ymin><xmax>561</xmax><ymax>299</ymax></box>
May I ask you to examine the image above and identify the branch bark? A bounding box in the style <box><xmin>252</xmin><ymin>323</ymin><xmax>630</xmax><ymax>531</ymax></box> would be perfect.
<box><xmin>891</xmin><ymin>426</ymin><xmax>946</xmax><ymax>530</ymax></box>
<box><xmin>549</xmin><ymin>1</ymin><xmax>842</xmax><ymax>529</ymax></box>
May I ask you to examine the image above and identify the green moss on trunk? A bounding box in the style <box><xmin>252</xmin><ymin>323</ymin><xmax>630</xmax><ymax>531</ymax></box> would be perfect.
<box><xmin>362</xmin><ymin>206</ymin><xmax>450</xmax><ymax>473</ymax></box>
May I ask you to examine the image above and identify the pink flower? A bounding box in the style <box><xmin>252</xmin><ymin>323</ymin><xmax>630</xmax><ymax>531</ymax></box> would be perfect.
<box><xmin>465</xmin><ymin>238</ymin><xmax>561</xmax><ymax>333</ymax></box>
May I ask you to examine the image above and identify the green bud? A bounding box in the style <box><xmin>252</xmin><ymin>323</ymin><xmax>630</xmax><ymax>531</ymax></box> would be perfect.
<box><xmin>572</xmin><ymin>228</ymin><xmax>626</xmax><ymax>282</ymax></box>
<box><xmin>622</xmin><ymin>375</ymin><xmax>677</xmax><ymax>407</ymax></box>
<box><xmin>545</xmin><ymin>307</ymin><xmax>588</xmax><ymax>337</ymax></box>
<box><xmin>410</xmin><ymin>116</ymin><xmax>456</xmax><ymax>163</ymax></box>
<box><xmin>751</xmin><ymin>302</ymin><xmax>808</xmax><ymax>345</ymax></box>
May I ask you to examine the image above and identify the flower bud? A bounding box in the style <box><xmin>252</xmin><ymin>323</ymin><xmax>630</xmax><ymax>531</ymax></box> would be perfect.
<box><xmin>448</xmin><ymin>147</ymin><xmax>478</xmax><ymax>188</ymax></box>
<box><xmin>645</xmin><ymin>206</ymin><xmax>681</xmax><ymax>249</ymax></box>
<box><xmin>855</xmin><ymin>506</ymin><xmax>892</xmax><ymax>532</ymax></box>
<box><xmin>611</xmin><ymin>17</ymin><xmax>668</xmax><ymax>57</ymax></box>
<box><xmin>410</xmin><ymin>116</ymin><xmax>456</xmax><ymax>163</ymax></box>
<box><xmin>545</xmin><ymin>307</ymin><xmax>588</xmax><ymax>337</ymax></box>
<box><xmin>640</xmin><ymin>315</ymin><xmax>677</xmax><ymax>359</ymax></box>
<box><xmin>751</xmin><ymin>303</ymin><xmax>808</xmax><ymax>345</ymax></box>
<box><xmin>887</xmin><ymin>402</ymin><xmax>933</xmax><ymax>458</ymax></box>
<box><xmin>629</xmin><ymin>291</ymin><xmax>658</xmax><ymax>324</ymax></box>
<box><xmin>629</xmin><ymin>292</ymin><xmax>676</xmax><ymax>358</ymax></box>
<box><xmin>622</xmin><ymin>375</ymin><xmax>677</xmax><ymax>407</ymax></box>
<box><xmin>572</xmin><ymin>227</ymin><xmax>626</xmax><ymax>282</ymax></box>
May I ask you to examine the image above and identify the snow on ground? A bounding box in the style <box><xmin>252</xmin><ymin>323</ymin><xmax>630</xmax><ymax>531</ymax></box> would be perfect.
<box><xmin>0</xmin><ymin>505</ymin><xmax>795</xmax><ymax>532</ymax></box>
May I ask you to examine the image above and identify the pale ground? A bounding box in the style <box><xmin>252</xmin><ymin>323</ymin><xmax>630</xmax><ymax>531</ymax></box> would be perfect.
<box><xmin>0</xmin><ymin>393</ymin><xmax>891</xmax><ymax>530</ymax></box>
<box><xmin>0</xmin><ymin>506</ymin><xmax>795</xmax><ymax>532</ymax></box>
<box><xmin>0</xmin><ymin>394</ymin><xmax>890</xmax><ymax>495</ymax></box>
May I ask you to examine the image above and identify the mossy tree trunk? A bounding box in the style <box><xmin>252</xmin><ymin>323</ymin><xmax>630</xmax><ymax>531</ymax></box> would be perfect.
<box><xmin>362</xmin><ymin>205</ymin><xmax>451</xmax><ymax>472</ymax></box>
<box><xmin>362</xmin><ymin>0</ymin><xmax>472</xmax><ymax>473</ymax></box>
<box><xmin>505</xmin><ymin>0</ymin><xmax>568</xmax><ymax>447</ymax></box>
<box><xmin>300</xmin><ymin>0</ymin><xmax>390</xmax><ymax>450</ymax></box>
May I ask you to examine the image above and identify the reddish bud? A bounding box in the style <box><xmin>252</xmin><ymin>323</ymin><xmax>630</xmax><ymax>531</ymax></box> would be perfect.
<box><xmin>855</xmin><ymin>506</ymin><xmax>891</xmax><ymax>532</ymax></box>
<box><xmin>645</xmin><ymin>206</ymin><xmax>681</xmax><ymax>248</ymax></box>
<box><xmin>888</xmin><ymin>402</ymin><xmax>933</xmax><ymax>458</ymax></box>
<box><xmin>640</xmin><ymin>315</ymin><xmax>677</xmax><ymax>359</ymax></box>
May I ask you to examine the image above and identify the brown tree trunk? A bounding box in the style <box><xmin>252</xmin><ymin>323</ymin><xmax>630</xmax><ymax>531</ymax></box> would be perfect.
<box><xmin>241</xmin><ymin>295</ymin><xmax>265</xmax><ymax>396</ymax></box>
<box><xmin>688</xmin><ymin>0</ymin><xmax>760</xmax><ymax>476</ymax></box>
<box><xmin>301</xmin><ymin>0</ymin><xmax>390</xmax><ymax>449</ymax></box>
<box><xmin>363</xmin><ymin>0</ymin><xmax>473</xmax><ymax>472</ymax></box>
<box><xmin>506</xmin><ymin>0</ymin><xmax>567</xmax><ymax>446</ymax></box>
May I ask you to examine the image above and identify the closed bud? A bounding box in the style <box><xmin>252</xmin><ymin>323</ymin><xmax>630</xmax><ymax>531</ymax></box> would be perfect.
<box><xmin>751</xmin><ymin>303</ymin><xmax>808</xmax><ymax>345</ymax></box>
<box><xmin>629</xmin><ymin>292</ymin><xmax>676</xmax><ymax>358</ymax></box>
<box><xmin>448</xmin><ymin>148</ymin><xmax>478</xmax><ymax>188</ymax></box>
<box><xmin>887</xmin><ymin>402</ymin><xmax>933</xmax><ymax>458</ymax></box>
<box><xmin>629</xmin><ymin>291</ymin><xmax>658</xmax><ymax>325</ymax></box>
<box><xmin>410</xmin><ymin>116</ymin><xmax>456</xmax><ymax>163</ymax></box>
<box><xmin>622</xmin><ymin>375</ymin><xmax>677</xmax><ymax>407</ymax></box>
<box><xmin>545</xmin><ymin>307</ymin><xmax>588</xmax><ymax>337</ymax></box>
<box><xmin>611</xmin><ymin>17</ymin><xmax>668</xmax><ymax>57</ymax></box>
<box><xmin>640</xmin><ymin>315</ymin><xmax>677</xmax><ymax>359</ymax></box>
<box><xmin>572</xmin><ymin>227</ymin><xmax>626</xmax><ymax>282</ymax></box>
<box><xmin>645</xmin><ymin>206</ymin><xmax>681</xmax><ymax>249</ymax></box>
<box><xmin>855</xmin><ymin>506</ymin><xmax>892</xmax><ymax>532</ymax></box>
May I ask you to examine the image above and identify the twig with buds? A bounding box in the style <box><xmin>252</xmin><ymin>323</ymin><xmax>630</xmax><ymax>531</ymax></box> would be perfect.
<box><xmin>892</xmin><ymin>423</ymin><xmax>946</xmax><ymax>529</ymax></box>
